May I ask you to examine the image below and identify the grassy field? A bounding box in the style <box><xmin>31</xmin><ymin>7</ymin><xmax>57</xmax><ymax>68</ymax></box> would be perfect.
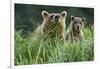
<box><xmin>15</xmin><ymin>25</ymin><xmax>94</xmax><ymax>65</ymax></box>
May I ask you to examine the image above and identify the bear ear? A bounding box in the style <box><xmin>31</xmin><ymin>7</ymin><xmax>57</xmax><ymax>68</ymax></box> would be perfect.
<box><xmin>60</xmin><ymin>11</ymin><xmax>67</xmax><ymax>18</ymax></box>
<box><xmin>82</xmin><ymin>17</ymin><xmax>86</xmax><ymax>26</ymax></box>
<box><xmin>82</xmin><ymin>17</ymin><xmax>86</xmax><ymax>21</ymax></box>
<box><xmin>71</xmin><ymin>15</ymin><xmax>75</xmax><ymax>20</ymax></box>
<box><xmin>42</xmin><ymin>11</ymin><xmax>49</xmax><ymax>18</ymax></box>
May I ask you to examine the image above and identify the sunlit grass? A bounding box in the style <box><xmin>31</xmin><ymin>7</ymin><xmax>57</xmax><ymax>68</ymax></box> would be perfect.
<box><xmin>15</xmin><ymin>26</ymin><xmax>94</xmax><ymax>65</ymax></box>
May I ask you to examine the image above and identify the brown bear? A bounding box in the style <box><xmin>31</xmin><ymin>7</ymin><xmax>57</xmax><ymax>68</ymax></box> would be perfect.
<box><xmin>32</xmin><ymin>11</ymin><xmax>67</xmax><ymax>41</ymax></box>
<box><xmin>66</xmin><ymin>15</ymin><xmax>86</xmax><ymax>42</ymax></box>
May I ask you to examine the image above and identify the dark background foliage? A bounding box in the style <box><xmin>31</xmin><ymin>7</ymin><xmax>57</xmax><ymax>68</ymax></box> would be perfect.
<box><xmin>15</xmin><ymin>4</ymin><xmax>94</xmax><ymax>34</ymax></box>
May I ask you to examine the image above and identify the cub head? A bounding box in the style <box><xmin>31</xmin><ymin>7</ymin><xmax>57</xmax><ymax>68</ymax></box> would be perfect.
<box><xmin>42</xmin><ymin>11</ymin><xmax>67</xmax><ymax>24</ymax></box>
<box><xmin>71</xmin><ymin>15</ymin><xmax>86</xmax><ymax>32</ymax></box>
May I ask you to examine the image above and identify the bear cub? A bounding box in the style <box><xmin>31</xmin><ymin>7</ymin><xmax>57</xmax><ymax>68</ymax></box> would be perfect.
<box><xmin>66</xmin><ymin>15</ymin><xmax>86</xmax><ymax>42</ymax></box>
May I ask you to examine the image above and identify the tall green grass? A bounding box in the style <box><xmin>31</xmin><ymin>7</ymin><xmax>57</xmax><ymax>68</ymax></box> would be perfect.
<box><xmin>15</xmin><ymin>26</ymin><xmax>94</xmax><ymax>65</ymax></box>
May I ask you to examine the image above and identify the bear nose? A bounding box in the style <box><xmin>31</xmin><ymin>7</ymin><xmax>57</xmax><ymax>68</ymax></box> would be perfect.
<box><xmin>77</xmin><ymin>25</ymin><xmax>80</xmax><ymax>29</ymax></box>
<box><xmin>55</xmin><ymin>15</ymin><xmax>59</xmax><ymax>19</ymax></box>
<box><xmin>55</xmin><ymin>15</ymin><xmax>60</xmax><ymax>21</ymax></box>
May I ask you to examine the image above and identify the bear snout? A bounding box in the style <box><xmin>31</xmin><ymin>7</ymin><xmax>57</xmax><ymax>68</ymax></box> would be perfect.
<box><xmin>54</xmin><ymin>15</ymin><xmax>60</xmax><ymax>22</ymax></box>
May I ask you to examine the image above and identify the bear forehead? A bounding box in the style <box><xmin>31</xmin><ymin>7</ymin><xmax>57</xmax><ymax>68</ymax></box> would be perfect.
<box><xmin>74</xmin><ymin>17</ymin><xmax>83</xmax><ymax>21</ymax></box>
<box><xmin>50</xmin><ymin>13</ymin><xmax>60</xmax><ymax>15</ymax></box>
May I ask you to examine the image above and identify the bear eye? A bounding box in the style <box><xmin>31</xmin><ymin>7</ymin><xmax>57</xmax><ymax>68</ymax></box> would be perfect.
<box><xmin>51</xmin><ymin>15</ymin><xmax>54</xmax><ymax>18</ymax></box>
<box><xmin>80</xmin><ymin>22</ymin><xmax>82</xmax><ymax>24</ymax></box>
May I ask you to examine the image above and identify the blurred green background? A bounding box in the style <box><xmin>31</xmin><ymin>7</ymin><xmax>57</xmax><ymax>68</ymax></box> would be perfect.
<box><xmin>15</xmin><ymin>4</ymin><xmax>94</xmax><ymax>34</ymax></box>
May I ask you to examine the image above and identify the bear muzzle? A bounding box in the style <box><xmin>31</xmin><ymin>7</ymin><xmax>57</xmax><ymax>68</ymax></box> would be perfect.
<box><xmin>54</xmin><ymin>15</ymin><xmax>61</xmax><ymax>23</ymax></box>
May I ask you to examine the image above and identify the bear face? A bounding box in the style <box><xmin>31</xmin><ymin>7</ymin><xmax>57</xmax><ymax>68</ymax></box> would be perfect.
<box><xmin>71</xmin><ymin>15</ymin><xmax>85</xmax><ymax>33</ymax></box>
<box><xmin>41</xmin><ymin>11</ymin><xmax>67</xmax><ymax>39</ymax></box>
<box><xmin>42</xmin><ymin>11</ymin><xmax>67</xmax><ymax>24</ymax></box>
